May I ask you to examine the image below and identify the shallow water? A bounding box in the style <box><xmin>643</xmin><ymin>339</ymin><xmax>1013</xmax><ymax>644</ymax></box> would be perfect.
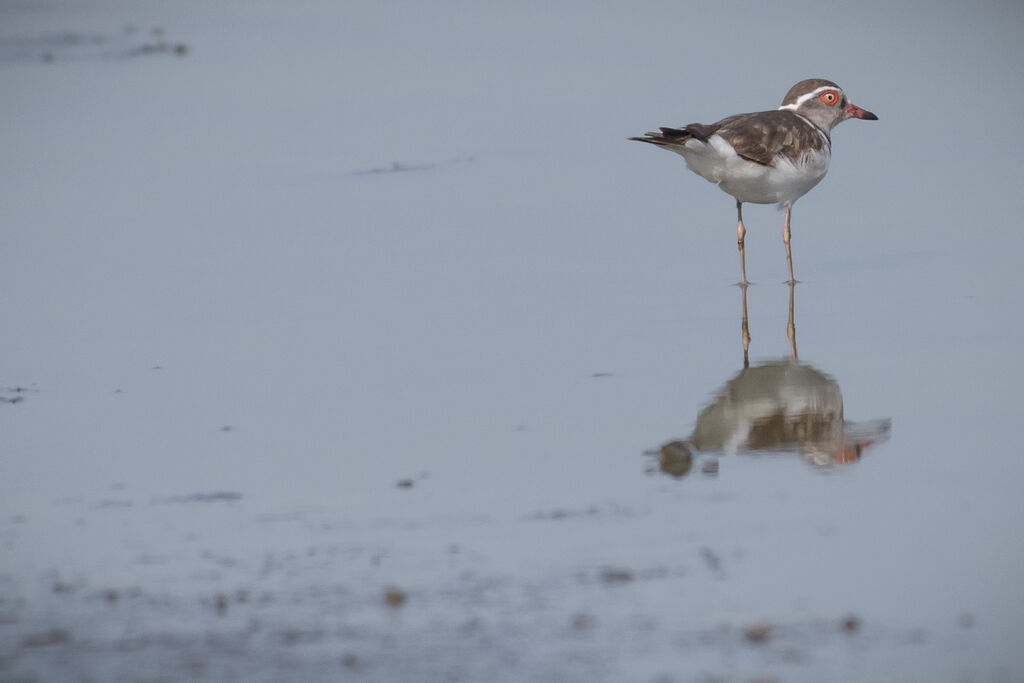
<box><xmin>2</xmin><ymin>1</ymin><xmax>1023</xmax><ymax>681</ymax></box>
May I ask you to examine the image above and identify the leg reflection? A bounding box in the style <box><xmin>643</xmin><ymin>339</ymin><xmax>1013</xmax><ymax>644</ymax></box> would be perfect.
<box><xmin>740</xmin><ymin>281</ymin><xmax>750</xmax><ymax>368</ymax></box>
<box><xmin>787</xmin><ymin>280</ymin><xmax>798</xmax><ymax>362</ymax></box>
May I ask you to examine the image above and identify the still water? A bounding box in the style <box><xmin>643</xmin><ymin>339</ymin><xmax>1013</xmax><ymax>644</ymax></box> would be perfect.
<box><xmin>2</xmin><ymin>1</ymin><xmax>1023</xmax><ymax>681</ymax></box>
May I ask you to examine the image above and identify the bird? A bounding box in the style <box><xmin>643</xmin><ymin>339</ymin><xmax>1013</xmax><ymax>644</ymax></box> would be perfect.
<box><xmin>630</xmin><ymin>78</ymin><xmax>877</xmax><ymax>285</ymax></box>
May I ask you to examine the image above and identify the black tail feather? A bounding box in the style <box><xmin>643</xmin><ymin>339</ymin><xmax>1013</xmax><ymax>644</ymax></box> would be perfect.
<box><xmin>628</xmin><ymin>125</ymin><xmax>695</xmax><ymax>147</ymax></box>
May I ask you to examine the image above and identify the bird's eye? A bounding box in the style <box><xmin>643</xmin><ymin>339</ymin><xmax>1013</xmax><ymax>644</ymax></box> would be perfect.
<box><xmin>820</xmin><ymin>91</ymin><xmax>839</xmax><ymax>105</ymax></box>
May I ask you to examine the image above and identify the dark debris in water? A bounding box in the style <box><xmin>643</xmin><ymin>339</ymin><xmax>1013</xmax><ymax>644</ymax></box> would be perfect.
<box><xmin>383</xmin><ymin>586</ymin><xmax>407</xmax><ymax>607</ymax></box>
<box><xmin>0</xmin><ymin>26</ymin><xmax>188</xmax><ymax>64</ymax></box>
<box><xmin>2</xmin><ymin>385</ymin><xmax>37</xmax><ymax>405</ymax></box>
<box><xmin>395</xmin><ymin>472</ymin><xmax>430</xmax><ymax>489</ymax></box>
<box><xmin>700</xmin><ymin>547</ymin><xmax>724</xmax><ymax>577</ymax></box>
<box><xmin>98</xmin><ymin>498</ymin><xmax>133</xmax><ymax>509</ymax></box>
<box><xmin>743</xmin><ymin>623</ymin><xmax>772</xmax><ymax>643</ymax></box>
<box><xmin>571</xmin><ymin>612</ymin><xmax>596</xmax><ymax>630</ymax></box>
<box><xmin>577</xmin><ymin>563</ymin><xmax>685</xmax><ymax>587</ymax></box>
<box><xmin>214</xmin><ymin>593</ymin><xmax>229</xmax><ymax>616</ymax></box>
<box><xmin>346</xmin><ymin>156</ymin><xmax>474</xmax><ymax>177</ymax></box>
<box><xmin>525</xmin><ymin>503</ymin><xmax>636</xmax><ymax>522</ymax></box>
<box><xmin>22</xmin><ymin>628</ymin><xmax>71</xmax><ymax>648</ymax></box>
<box><xmin>162</xmin><ymin>492</ymin><xmax>243</xmax><ymax>504</ymax></box>
<box><xmin>598</xmin><ymin>567</ymin><xmax>634</xmax><ymax>584</ymax></box>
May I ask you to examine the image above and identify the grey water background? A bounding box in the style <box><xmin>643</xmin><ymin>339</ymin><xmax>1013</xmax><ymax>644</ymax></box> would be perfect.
<box><xmin>2</xmin><ymin>1</ymin><xmax>1023</xmax><ymax>681</ymax></box>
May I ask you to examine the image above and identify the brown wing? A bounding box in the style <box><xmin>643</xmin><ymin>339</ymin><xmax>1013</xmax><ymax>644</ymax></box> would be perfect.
<box><xmin>713</xmin><ymin>110</ymin><xmax>828</xmax><ymax>165</ymax></box>
<box><xmin>630</xmin><ymin>110</ymin><xmax>826</xmax><ymax>163</ymax></box>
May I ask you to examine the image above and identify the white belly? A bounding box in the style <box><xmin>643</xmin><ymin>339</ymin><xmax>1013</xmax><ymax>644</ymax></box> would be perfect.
<box><xmin>674</xmin><ymin>134</ymin><xmax>831</xmax><ymax>207</ymax></box>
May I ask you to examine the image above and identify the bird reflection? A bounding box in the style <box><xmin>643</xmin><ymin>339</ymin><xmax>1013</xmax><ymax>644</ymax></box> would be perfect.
<box><xmin>651</xmin><ymin>283</ymin><xmax>890</xmax><ymax>478</ymax></box>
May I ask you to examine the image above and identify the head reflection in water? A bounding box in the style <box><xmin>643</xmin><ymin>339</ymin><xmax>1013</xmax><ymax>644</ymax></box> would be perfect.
<box><xmin>650</xmin><ymin>284</ymin><xmax>890</xmax><ymax>478</ymax></box>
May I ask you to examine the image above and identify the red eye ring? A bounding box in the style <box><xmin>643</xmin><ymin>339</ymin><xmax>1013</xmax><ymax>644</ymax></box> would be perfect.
<box><xmin>820</xmin><ymin>91</ymin><xmax>839</xmax><ymax>106</ymax></box>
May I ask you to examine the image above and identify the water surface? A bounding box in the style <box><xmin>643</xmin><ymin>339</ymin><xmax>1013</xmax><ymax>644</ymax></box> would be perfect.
<box><xmin>2</xmin><ymin>1</ymin><xmax>1023</xmax><ymax>681</ymax></box>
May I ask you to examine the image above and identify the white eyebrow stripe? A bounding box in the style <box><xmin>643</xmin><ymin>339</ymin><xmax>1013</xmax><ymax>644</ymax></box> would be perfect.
<box><xmin>778</xmin><ymin>85</ymin><xmax>842</xmax><ymax>110</ymax></box>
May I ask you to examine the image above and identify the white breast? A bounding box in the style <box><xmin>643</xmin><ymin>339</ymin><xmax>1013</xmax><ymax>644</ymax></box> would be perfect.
<box><xmin>673</xmin><ymin>135</ymin><xmax>831</xmax><ymax>207</ymax></box>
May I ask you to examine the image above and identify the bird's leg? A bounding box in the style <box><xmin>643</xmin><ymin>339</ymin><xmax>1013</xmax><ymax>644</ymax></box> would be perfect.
<box><xmin>741</xmin><ymin>277</ymin><xmax>751</xmax><ymax>368</ymax></box>
<box><xmin>736</xmin><ymin>200</ymin><xmax>748</xmax><ymax>286</ymax></box>
<box><xmin>783</xmin><ymin>206</ymin><xmax>796</xmax><ymax>285</ymax></box>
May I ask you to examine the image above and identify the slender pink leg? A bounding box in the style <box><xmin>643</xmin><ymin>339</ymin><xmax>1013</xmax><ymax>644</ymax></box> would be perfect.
<box><xmin>783</xmin><ymin>207</ymin><xmax>796</xmax><ymax>284</ymax></box>
<box><xmin>736</xmin><ymin>200</ymin><xmax>748</xmax><ymax>286</ymax></box>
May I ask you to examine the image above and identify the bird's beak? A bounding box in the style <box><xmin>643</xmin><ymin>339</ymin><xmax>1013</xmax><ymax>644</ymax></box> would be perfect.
<box><xmin>846</xmin><ymin>103</ymin><xmax>878</xmax><ymax>120</ymax></box>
